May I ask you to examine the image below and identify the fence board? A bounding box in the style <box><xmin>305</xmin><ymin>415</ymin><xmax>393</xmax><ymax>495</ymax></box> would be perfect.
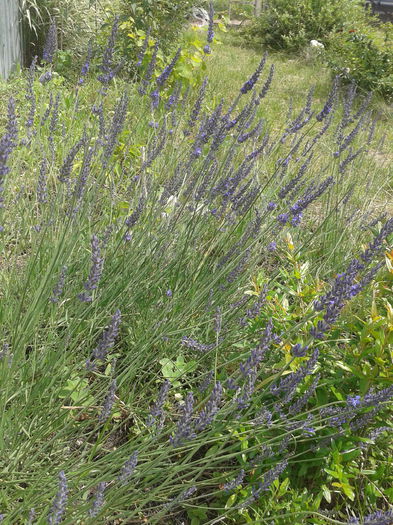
<box><xmin>0</xmin><ymin>0</ymin><xmax>22</xmax><ymax>79</ymax></box>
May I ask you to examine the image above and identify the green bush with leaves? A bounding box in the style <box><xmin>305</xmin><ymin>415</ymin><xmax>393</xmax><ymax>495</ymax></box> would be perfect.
<box><xmin>242</xmin><ymin>0</ymin><xmax>373</xmax><ymax>52</ymax></box>
<box><xmin>111</xmin><ymin>0</ymin><xmax>192</xmax><ymax>71</ymax></box>
<box><xmin>325</xmin><ymin>25</ymin><xmax>393</xmax><ymax>99</ymax></box>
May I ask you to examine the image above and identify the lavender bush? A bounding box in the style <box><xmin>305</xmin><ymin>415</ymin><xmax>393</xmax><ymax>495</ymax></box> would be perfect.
<box><xmin>0</xmin><ymin>16</ymin><xmax>391</xmax><ymax>525</ymax></box>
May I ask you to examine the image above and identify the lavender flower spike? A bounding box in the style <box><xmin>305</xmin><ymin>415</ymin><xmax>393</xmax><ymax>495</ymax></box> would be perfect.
<box><xmin>43</xmin><ymin>20</ymin><xmax>57</xmax><ymax>64</ymax></box>
<box><xmin>207</xmin><ymin>1</ymin><xmax>215</xmax><ymax>44</ymax></box>
<box><xmin>170</xmin><ymin>392</ymin><xmax>195</xmax><ymax>446</ymax></box>
<box><xmin>98</xmin><ymin>16</ymin><xmax>120</xmax><ymax>86</ymax></box>
<box><xmin>118</xmin><ymin>451</ymin><xmax>138</xmax><ymax>484</ymax></box>
<box><xmin>78</xmin><ymin>235</ymin><xmax>104</xmax><ymax>302</ymax></box>
<box><xmin>156</xmin><ymin>47</ymin><xmax>181</xmax><ymax>88</ymax></box>
<box><xmin>136</xmin><ymin>28</ymin><xmax>151</xmax><ymax>66</ymax></box>
<box><xmin>48</xmin><ymin>470</ymin><xmax>68</xmax><ymax>524</ymax></box>
<box><xmin>241</xmin><ymin>52</ymin><xmax>268</xmax><ymax>94</ymax></box>
<box><xmin>147</xmin><ymin>379</ymin><xmax>171</xmax><ymax>428</ymax></box>
<box><xmin>50</xmin><ymin>266</ymin><xmax>68</xmax><ymax>303</ymax></box>
<box><xmin>194</xmin><ymin>381</ymin><xmax>223</xmax><ymax>432</ymax></box>
<box><xmin>316</xmin><ymin>76</ymin><xmax>339</xmax><ymax>122</ymax></box>
<box><xmin>88</xmin><ymin>482</ymin><xmax>107</xmax><ymax>517</ymax></box>
<box><xmin>90</xmin><ymin>309</ymin><xmax>122</xmax><ymax>362</ymax></box>
<box><xmin>98</xmin><ymin>379</ymin><xmax>117</xmax><ymax>423</ymax></box>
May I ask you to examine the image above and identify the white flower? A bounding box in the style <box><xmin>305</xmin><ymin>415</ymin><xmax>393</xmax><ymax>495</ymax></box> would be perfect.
<box><xmin>310</xmin><ymin>40</ymin><xmax>325</xmax><ymax>49</ymax></box>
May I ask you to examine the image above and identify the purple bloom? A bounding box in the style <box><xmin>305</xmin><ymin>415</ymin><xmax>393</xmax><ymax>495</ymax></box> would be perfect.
<box><xmin>48</xmin><ymin>471</ymin><xmax>68</xmax><ymax>524</ymax></box>
<box><xmin>39</xmin><ymin>71</ymin><xmax>53</xmax><ymax>84</ymax></box>
<box><xmin>90</xmin><ymin>309</ymin><xmax>122</xmax><ymax>363</ymax></box>
<box><xmin>118</xmin><ymin>451</ymin><xmax>138</xmax><ymax>484</ymax></box>
<box><xmin>194</xmin><ymin>381</ymin><xmax>223</xmax><ymax>432</ymax></box>
<box><xmin>58</xmin><ymin>136</ymin><xmax>85</xmax><ymax>183</ymax></box>
<box><xmin>88</xmin><ymin>482</ymin><xmax>107</xmax><ymax>517</ymax></box>
<box><xmin>256</xmin><ymin>64</ymin><xmax>275</xmax><ymax>103</ymax></box>
<box><xmin>156</xmin><ymin>47</ymin><xmax>181</xmax><ymax>88</ymax></box>
<box><xmin>184</xmin><ymin>77</ymin><xmax>208</xmax><ymax>136</ymax></box>
<box><xmin>166</xmin><ymin>289</ymin><xmax>172</xmax><ymax>297</ymax></box>
<box><xmin>181</xmin><ymin>336</ymin><xmax>215</xmax><ymax>353</ymax></box>
<box><xmin>0</xmin><ymin>97</ymin><xmax>17</xmax><ymax>190</ymax></box>
<box><xmin>78</xmin><ymin>44</ymin><xmax>92</xmax><ymax>85</ymax></box>
<box><xmin>241</xmin><ymin>52</ymin><xmax>267</xmax><ymax>94</ymax></box>
<box><xmin>37</xmin><ymin>158</ymin><xmax>48</xmax><ymax>204</ymax></box>
<box><xmin>50</xmin><ymin>266</ymin><xmax>68</xmax><ymax>303</ymax></box>
<box><xmin>277</xmin><ymin>213</ymin><xmax>289</xmax><ymax>225</ymax></box>
<box><xmin>223</xmin><ymin>469</ymin><xmax>245</xmax><ymax>493</ymax></box>
<box><xmin>267</xmin><ymin>201</ymin><xmax>277</xmax><ymax>211</ymax></box>
<box><xmin>316</xmin><ymin>76</ymin><xmax>339</xmax><ymax>122</ymax></box>
<box><xmin>203</xmin><ymin>44</ymin><xmax>211</xmax><ymax>54</ymax></box>
<box><xmin>98</xmin><ymin>16</ymin><xmax>120</xmax><ymax>86</ymax></box>
<box><xmin>241</xmin><ymin>460</ymin><xmax>288</xmax><ymax>507</ymax></box>
<box><xmin>98</xmin><ymin>379</ymin><xmax>117</xmax><ymax>423</ymax></box>
<box><xmin>78</xmin><ymin>235</ymin><xmax>104</xmax><ymax>302</ymax></box>
<box><xmin>139</xmin><ymin>41</ymin><xmax>159</xmax><ymax>96</ymax></box>
<box><xmin>42</xmin><ymin>20</ymin><xmax>57</xmax><ymax>64</ymax></box>
<box><xmin>170</xmin><ymin>392</ymin><xmax>195</xmax><ymax>446</ymax></box>
<box><xmin>267</xmin><ymin>241</ymin><xmax>277</xmax><ymax>252</ymax></box>
<box><xmin>147</xmin><ymin>380</ymin><xmax>171</xmax><ymax>428</ymax></box>
<box><xmin>150</xmin><ymin>89</ymin><xmax>160</xmax><ymax>109</ymax></box>
<box><xmin>136</xmin><ymin>28</ymin><xmax>150</xmax><ymax>66</ymax></box>
<box><xmin>207</xmin><ymin>1</ymin><xmax>215</xmax><ymax>44</ymax></box>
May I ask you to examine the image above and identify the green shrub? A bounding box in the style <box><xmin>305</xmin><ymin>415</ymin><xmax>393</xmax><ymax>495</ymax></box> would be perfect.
<box><xmin>112</xmin><ymin>0</ymin><xmax>192</xmax><ymax>71</ymax></box>
<box><xmin>325</xmin><ymin>25</ymin><xmax>393</xmax><ymax>99</ymax></box>
<box><xmin>242</xmin><ymin>0</ymin><xmax>372</xmax><ymax>52</ymax></box>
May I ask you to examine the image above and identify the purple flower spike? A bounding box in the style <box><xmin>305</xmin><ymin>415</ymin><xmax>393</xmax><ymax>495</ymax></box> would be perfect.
<box><xmin>48</xmin><ymin>471</ymin><xmax>68</xmax><ymax>525</ymax></box>
<box><xmin>240</xmin><ymin>52</ymin><xmax>267</xmax><ymax>95</ymax></box>
<box><xmin>42</xmin><ymin>20</ymin><xmax>57</xmax><ymax>64</ymax></box>
<box><xmin>207</xmin><ymin>1</ymin><xmax>215</xmax><ymax>44</ymax></box>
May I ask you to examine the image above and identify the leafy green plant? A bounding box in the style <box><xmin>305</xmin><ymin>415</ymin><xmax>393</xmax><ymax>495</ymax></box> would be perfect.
<box><xmin>326</xmin><ymin>26</ymin><xmax>393</xmax><ymax>99</ymax></box>
<box><xmin>241</xmin><ymin>0</ymin><xmax>373</xmax><ymax>52</ymax></box>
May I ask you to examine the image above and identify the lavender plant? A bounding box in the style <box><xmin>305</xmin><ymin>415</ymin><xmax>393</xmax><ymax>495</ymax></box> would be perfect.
<box><xmin>0</xmin><ymin>16</ymin><xmax>391</xmax><ymax>525</ymax></box>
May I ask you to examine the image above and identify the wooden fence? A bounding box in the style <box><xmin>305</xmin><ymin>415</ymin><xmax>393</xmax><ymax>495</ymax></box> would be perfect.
<box><xmin>0</xmin><ymin>0</ymin><xmax>23</xmax><ymax>79</ymax></box>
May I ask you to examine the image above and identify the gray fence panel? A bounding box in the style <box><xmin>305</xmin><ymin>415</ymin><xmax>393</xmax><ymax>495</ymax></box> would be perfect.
<box><xmin>0</xmin><ymin>0</ymin><xmax>22</xmax><ymax>79</ymax></box>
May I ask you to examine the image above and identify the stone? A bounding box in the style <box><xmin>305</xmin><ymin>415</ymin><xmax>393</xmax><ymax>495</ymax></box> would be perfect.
<box><xmin>190</xmin><ymin>6</ymin><xmax>210</xmax><ymax>26</ymax></box>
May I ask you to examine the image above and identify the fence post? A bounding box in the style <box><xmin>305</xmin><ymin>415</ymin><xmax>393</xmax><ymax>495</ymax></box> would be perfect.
<box><xmin>254</xmin><ymin>0</ymin><xmax>262</xmax><ymax>16</ymax></box>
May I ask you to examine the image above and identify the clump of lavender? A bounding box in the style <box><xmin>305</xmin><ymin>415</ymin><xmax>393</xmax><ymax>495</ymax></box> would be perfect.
<box><xmin>42</xmin><ymin>20</ymin><xmax>57</xmax><ymax>64</ymax></box>
<box><xmin>48</xmin><ymin>471</ymin><xmax>68</xmax><ymax>524</ymax></box>
<box><xmin>78</xmin><ymin>235</ymin><xmax>104</xmax><ymax>302</ymax></box>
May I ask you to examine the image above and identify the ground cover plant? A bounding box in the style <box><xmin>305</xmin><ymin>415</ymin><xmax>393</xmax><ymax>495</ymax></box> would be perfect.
<box><xmin>0</xmin><ymin>10</ymin><xmax>392</xmax><ymax>525</ymax></box>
